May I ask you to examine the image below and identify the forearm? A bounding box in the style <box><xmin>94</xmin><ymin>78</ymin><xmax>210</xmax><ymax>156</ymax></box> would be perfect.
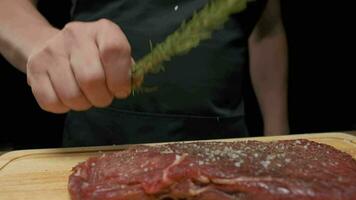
<box><xmin>249</xmin><ymin>26</ymin><xmax>289</xmax><ymax>136</ymax></box>
<box><xmin>0</xmin><ymin>0</ymin><xmax>58</xmax><ymax>72</ymax></box>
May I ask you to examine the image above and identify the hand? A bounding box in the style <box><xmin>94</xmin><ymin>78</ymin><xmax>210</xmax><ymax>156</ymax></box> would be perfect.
<box><xmin>26</xmin><ymin>19</ymin><xmax>132</xmax><ymax>113</ymax></box>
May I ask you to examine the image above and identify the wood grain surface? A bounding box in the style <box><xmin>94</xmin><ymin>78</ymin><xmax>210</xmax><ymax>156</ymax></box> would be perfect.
<box><xmin>0</xmin><ymin>132</ymin><xmax>355</xmax><ymax>200</ymax></box>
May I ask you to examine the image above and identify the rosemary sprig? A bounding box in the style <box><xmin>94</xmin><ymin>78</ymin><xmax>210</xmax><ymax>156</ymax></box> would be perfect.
<box><xmin>131</xmin><ymin>0</ymin><xmax>247</xmax><ymax>90</ymax></box>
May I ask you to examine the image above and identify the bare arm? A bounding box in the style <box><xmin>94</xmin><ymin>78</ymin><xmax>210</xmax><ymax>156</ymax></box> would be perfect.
<box><xmin>0</xmin><ymin>0</ymin><xmax>132</xmax><ymax>113</ymax></box>
<box><xmin>0</xmin><ymin>0</ymin><xmax>58</xmax><ymax>72</ymax></box>
<box><xmin>248</xmin><ymin>0</ymin><xmax>289</xmax><ymax>136</ymax></box>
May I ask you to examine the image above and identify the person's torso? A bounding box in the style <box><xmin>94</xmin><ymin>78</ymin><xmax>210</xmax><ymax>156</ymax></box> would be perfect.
<box><xmin>70</xmin><ymin>0</ymin><xmax>267</xmax><ymax>117</ymax></box>
<box><xmin>64</xmin><ymin>0</ymin><xmax>267</xmax><ymax>146</ymax></box>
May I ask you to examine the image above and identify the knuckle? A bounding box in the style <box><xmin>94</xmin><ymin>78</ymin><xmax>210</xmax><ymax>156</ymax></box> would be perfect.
<box><xmin>121</xmin><ymin>43</ymin><xmax>132</xmax><ymax>55</ymax></box>
<box><xmin>41</xmin><ymin>46</ymin><xmax>56</xmax><ymax>57</ymax></box>
<box><xmin>27</xmin><ymin>46</ymin><xmax>58</xmax><ymax>74</ymax></box>
<box><xmin>63</xmin><ymin>22</ymin><xmax>85</xmax><ymax>38</ymax></box>
<box><xmin>116</xmin><ymin>38</ymin><xmax>131</xmax><ymax>55</ymax></box>
<box><xmin>78</xmin><ymin>70</ymin><xmax>105</xmax><ymax>89</ymax></box>
<box><xmin>97</xmin><ymin>18</ymin><xmax>114</xmax><ymax>27</ymax></box>
<box><xmin>26</xmin><ymin>57</ymin><xmax>47</xmax><ymax>78</ymax></box>
<box><xmin>102</xmin><ymin>41</ymin><xmax>131</xmax><ymax>58</ymax></box>
<box><xmin>106</xmin><ymin>73</ymin><xmax>132</xmax><ymax>99</ymax></box>
<box><xmin>55</xmin><ymin>86</ymin><xmax>92</xmax><ymax>111</ymax></box>
<box><xmin>26</xmin><ymin>58</ymin><xmax>38</xmax><ymax>74</ymax></box>
<box><xmin>63</xmin><ymin>92</ymin><xmax>84</xmax><ymax>104</ymax></box>
<box><xmin>27</xmin><ymin>50</ymin><xmax>47</xmax><ymax>71</ymax></box>
<box><xmin>63</xmin><ymin>22</ymin><xmax>81</xmax><ymax>31</ymax></box>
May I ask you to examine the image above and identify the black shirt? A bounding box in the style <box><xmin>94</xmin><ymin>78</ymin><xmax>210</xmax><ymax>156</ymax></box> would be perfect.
<box><xmin>64</xmin><ymin>0</ymin><xmax>267</xmax><ymax>146</ymax></box>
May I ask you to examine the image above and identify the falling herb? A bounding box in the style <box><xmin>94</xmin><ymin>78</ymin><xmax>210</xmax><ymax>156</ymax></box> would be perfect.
<box><xmin>131</xmin><ymin>0</ymin><xmax>247</xmax><ymax>91</ymax></box>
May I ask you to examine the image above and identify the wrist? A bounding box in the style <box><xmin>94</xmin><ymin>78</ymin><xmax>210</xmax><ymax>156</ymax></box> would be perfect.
<box><xmin>22</xmin><ymin>27</ymin><xmax>60</xmax><ymax>72</ymax></box>
<box><xmin>1</xmin><ymin>26</ymin><xmax>59</xmax><ymax>73</ymax></box>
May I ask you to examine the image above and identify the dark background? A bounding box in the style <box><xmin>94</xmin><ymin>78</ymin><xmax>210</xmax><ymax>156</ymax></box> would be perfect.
<box><xmin>0</xmin><ymin>1</ymin><xmax>354</xmax><ymax>150</ymax></box>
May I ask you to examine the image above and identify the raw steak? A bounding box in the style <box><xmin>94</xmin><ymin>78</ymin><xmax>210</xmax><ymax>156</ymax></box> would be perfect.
<box><xmin>68</xmin><ymin>140</ymin><xmax>356</xmax><ymax>200</ymax></box>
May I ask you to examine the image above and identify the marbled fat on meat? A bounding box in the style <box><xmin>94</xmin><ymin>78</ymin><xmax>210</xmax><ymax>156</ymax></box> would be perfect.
<box><xmin>68</xmin><ymin>140</ymin><xmax>356</xmax><ymax>200</ymax></box>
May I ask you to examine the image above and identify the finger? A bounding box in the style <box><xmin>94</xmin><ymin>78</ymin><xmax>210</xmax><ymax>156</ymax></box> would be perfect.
<box><xmin>70</xmin><ymin>36</ymin><xmax>114</xmax><ymax>107</ymax></box>
<box><xmin>48</xmin><ymin>56</ymin><xmax>92</xmax><ymax>111</ymax></box>
<box><xmin>29</xmin><ymin>72</ymin><xmax>70</xmax><ymax>114</ymax></box>
<box><xmin>95</xmin><ymin>19</ymin><xmax>132</xmax><ymax>99</ymax></box>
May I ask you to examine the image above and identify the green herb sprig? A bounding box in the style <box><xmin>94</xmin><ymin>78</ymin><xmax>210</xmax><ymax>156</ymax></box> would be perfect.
<box><xmin>132</xmin><ymin>0</ymin><xmax>247</xmax><ymax>91</ymax></box>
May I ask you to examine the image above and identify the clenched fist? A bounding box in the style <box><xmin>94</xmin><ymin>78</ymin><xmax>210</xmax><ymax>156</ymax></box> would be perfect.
<box><xmin>26</xmin><ymin>19</ymin><xmax>132</xmax><ymax>113</ymax></box>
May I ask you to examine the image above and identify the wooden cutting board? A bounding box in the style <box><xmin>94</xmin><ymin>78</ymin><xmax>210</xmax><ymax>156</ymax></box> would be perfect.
<box><xmin>1</xmin><ymin>132</ymin><xmax>356</xmax><ymax>200</ymax></box>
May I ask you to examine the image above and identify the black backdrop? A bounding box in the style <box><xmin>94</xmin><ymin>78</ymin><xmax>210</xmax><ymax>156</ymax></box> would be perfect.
<box><xmin>1</xmin><ymin>1</ymin><xmax>354</xmax><ymax>150</ymax></box>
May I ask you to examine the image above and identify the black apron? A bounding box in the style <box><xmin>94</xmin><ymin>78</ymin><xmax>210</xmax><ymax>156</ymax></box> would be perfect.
<box><xmin>64</xmin><ymin>0</ymin><xmax>267</xmax><ymax>147</ymax></box>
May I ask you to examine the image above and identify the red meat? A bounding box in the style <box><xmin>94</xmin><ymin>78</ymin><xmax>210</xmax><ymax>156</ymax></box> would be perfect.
<box><xmin>68</xmin><ymin>140</ymin><xmax>356</xmax><ymax>200</ymax></box>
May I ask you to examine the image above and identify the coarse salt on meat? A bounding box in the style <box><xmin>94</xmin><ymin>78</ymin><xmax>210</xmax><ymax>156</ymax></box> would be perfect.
<box><xmin>68</xmin><ymin>140</ymin><xmax>356</xmax><ymax>200</ymax></box>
